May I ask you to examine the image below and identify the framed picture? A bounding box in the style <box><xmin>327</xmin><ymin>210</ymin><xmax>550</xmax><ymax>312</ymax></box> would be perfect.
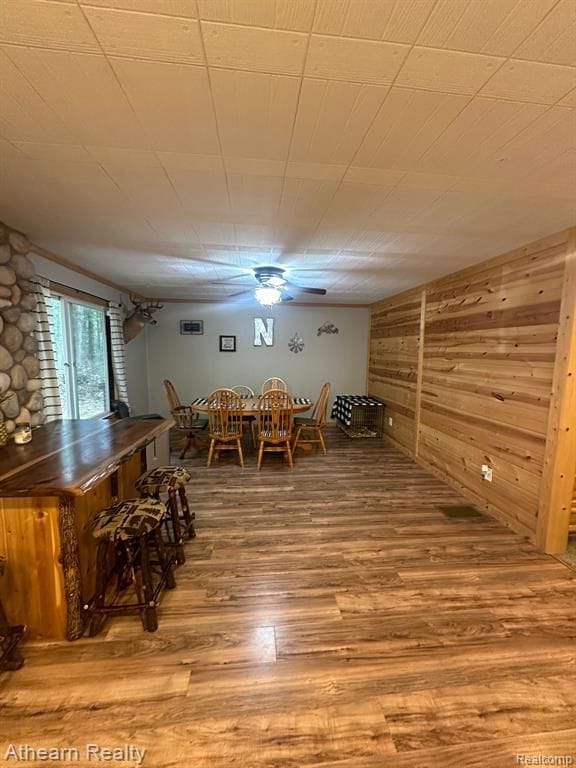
<box><xmin>219</xmin><ymin>335</ymin><xmax>236</xmax><ymax>352</ymax></box>
<box><xmin>180</xmin><ymin>320</ymin><xmax>203</xmax><ymax>335</ymax></box>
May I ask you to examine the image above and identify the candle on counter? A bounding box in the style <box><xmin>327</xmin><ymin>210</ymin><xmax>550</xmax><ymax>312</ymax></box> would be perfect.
<box><xmin>13</xmin><ymin>423</ymin><xmax>32</xmax><ymax>445</ymax></box>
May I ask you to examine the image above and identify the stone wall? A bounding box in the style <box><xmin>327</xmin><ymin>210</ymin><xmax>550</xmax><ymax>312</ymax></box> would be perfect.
<box><xmin>0</xmin><ymin>221</ymin><xmax>44</xmax><ymax>434</ymax></box>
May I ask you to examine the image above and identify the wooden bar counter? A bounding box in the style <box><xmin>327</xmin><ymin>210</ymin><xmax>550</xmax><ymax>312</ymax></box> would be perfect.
<box><xmin>0</xmin><ymin>417</ymin><xmax>173</xmax><ymax>641</ymax></box>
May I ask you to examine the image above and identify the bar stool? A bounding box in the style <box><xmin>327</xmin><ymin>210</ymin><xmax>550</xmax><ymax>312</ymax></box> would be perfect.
<box><xmin>84</xmin><ymin>498</ymin><xmax>176</xmax><ymax>636</ymax></box>
<box><xmin>135</xmin><ymin>466</ymin><xmax>194</xmax><ymax>566</ymax></box>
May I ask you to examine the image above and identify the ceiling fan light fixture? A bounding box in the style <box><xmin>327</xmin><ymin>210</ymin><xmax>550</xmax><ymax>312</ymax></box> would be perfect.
<box><xmin>265</xmin><ymin>275</ymin><xmax>285</xmax><ymax>287</ymax></box>
<box><xmin>255</xmin><ymin>286</ymin><xmax>282</xmax><ymax>307</ymax></box>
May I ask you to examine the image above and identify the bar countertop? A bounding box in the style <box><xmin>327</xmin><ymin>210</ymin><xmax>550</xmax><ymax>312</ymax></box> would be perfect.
<box><xmin>0</xmin><ymin>417</ymin><xmax>173</xmax><ymax>498</ymax></box>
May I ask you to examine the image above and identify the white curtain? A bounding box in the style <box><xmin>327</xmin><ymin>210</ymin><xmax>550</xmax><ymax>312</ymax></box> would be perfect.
<box><xmin>31</xmin><ymin>278</ymin><xmax>63</xmax><ymax>422</ymax></box>
<box><xmin>107</xmin><ymin>302</ymin><xmax>130</xmax><ymax>409</ymax></box>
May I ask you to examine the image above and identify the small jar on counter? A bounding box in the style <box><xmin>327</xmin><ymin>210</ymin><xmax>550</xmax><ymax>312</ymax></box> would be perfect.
<box><xmin>13</xmin><ymin>423</ymin><xmax>32</xmax><ymax>445</ymax></box>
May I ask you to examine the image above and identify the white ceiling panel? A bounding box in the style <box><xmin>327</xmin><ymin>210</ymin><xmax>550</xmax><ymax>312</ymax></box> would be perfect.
<box><xmin>210</xmin><ymin>69</ymin><xmax>300</xmax><ymax>160</ymax></box>
<box><xmin>278</xmin><ymin>178</ymin><xmax>340</xmax><ymax>225</ymax></box>
<box><xmin>198</xmin><ymin>0</ymin><xmax>314</xmax><ymax>31</ymax></box>
<box><xmin>313</xmin><ymin>0</ymin><xmax>435</xmax><ymax>44</ymax></box>
<box><xmin>396</xmin><ymin>47</ymin><xmax>504</xmax><ymax>94</ymax></box>
<box><xmin>163</xmin><ymin>166</ymin><xmax>230</xmax><ymax>215</ymax></box>
<box><xmin>110</xmin><ymin>58</ymin><xmax>220</xmax><ymax>153</ymax></box>
<box><xmin>305</xmin><ymin>35</ymin><xmax>409</xmax><ymax>85</ymax></box>
<box><xmin>227</xmin><ymin>174</ymin><xmax>284</xmax><ymax>220</ymax></box>
<box><xmin>4</xmin><ymin>46</ymin><xmax>149</xmax><ymax>147</ymax></box>
<box><xmin>80</xmin><ymin>1</ymin><xmax>197</xmax><ymax>18</ymax></box>
<box><xmin>202</xmin><ymin>22</ymin><xmax>308</xmax><ymax>76</ymax></box>
<box><xmin>559</xmin><ymin>87</ymin><xmax>576</xmax><ymax>106</ymax></box>
<box><xmin>0</xmin><ymin>0</ymin><xmax>100</xmax><ymax>53</ymax></box>
<box><xmin>289</xmin><ymin>79</ymin><xmax>389</xmax><ymax>165</ymax></box>
<box><xmin>0</xmin><ymin>0</ymin><xmax>574</xmax><ymax>302</ymax></box>
<box><xmin>417</xmin><ymin>0</ymin><xmax>558</xmax><ymax>57</ymax></box>
<box><xmin>83</xmin><ymin>6</ymin><xmax>204</xmax><ymax>65</ymax></box>
<box><xmin>417</xmin><ymin>97</ymin><xmax>549</xmax><ymax>175</ymax></box>
<box><xmin>0</xmin><ymin>47</ymin><xmax>75</xmax><ymax>143</ymax></box>
<box><xmin>480</xmin><ymin>59</ymin><xmax>576</xmax><ymax>104</ymax></box>
<box><xmin>353</xmin><ymin>88</ymin><xmax>470</xmax><ymax>171</ymax></box>
<box><xmin>515</xmin><ymin>0</ymin><xmax>576</xmax><ymax>67</ymax></box>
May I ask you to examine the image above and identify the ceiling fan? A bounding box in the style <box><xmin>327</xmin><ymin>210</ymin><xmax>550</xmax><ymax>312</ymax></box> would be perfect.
<box><xmin>213</xmin><ymin>266</ymin><xmax>327</xmax><ymax>307</ymax></box>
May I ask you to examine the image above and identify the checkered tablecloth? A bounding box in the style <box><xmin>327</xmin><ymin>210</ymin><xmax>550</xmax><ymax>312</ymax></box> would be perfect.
<box><xmin>331</xmin><ymin>395</ymin><xmax>384</xmax><ymax>426</ymax></box>
<box><xmin>191</xmin><ymin>396</ymin><xmax>311</xmax><ymax>407</ymax></box>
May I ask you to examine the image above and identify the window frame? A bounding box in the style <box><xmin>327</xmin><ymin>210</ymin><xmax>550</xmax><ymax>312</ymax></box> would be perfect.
<box><xmin>50</xmin><ymin>292</ymin><xmax>112</xmax><ymax>420</ymax></box>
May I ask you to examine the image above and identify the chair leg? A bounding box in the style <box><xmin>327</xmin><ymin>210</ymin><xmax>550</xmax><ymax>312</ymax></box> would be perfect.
<box><xmin>139</xmin><ymin>533</ymin><xmax>158</xmax><ymax>632</ymax></box>
<box><xmin>87</xmin><ymin>539</ymin><xmax>110</xmax><ymax>637</ymax></box>
<box><xmin>180</xmin><ymin>432</ymin><xmax>195</xmax><ymax>460</ymax></box>
<box><xmin>257</xmin><ymin>440</ymin><xmax>264</xmax><ymax>470</ymax></box>
<box><xmin>207</xmin><ymin>438</ymin><xmax>215</xmax><ymax>467</ymax></box>
<box><xmin>292</xmin><ymin>426</ymin><xmax>302</xmax><ymax>452</ymax></box>
<box><xmin>178</xmin><ymin>485</ymin><xmax>195</xmax><ymax>538</ymax></box>
<box><xmin>286</xmin><ymin>441</ymin><xmax>293</xmax><ymax>469</ymax></box>
<box><xmin>168</xmin><ymin>490</ymin><xmax>186</xmax><ymax>565</ymax></box>
<box><xmin>237</xmin><ymin>438</ymin><xmax>244</xmax><ymax>468</ymax></box>
<box><xmin>318</xmin><ymin>427</ymin><xmax>327</xmax><ymax>455</ymax></box>
<box><xmin>251</xmin><ymin>421</ymin><xmax>257</xmax><ymax>448</ymax></box>
<box><xmin>153</xmin><ymin>530</ymin><xmax>176</xmax><ymax>590</ymax></box>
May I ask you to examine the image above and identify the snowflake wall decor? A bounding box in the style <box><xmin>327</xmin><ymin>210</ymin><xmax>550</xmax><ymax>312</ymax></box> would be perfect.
<box><xmin>288</xmin><ymin>333</ymin><xmax>304</xmax><ymax>353</ymax></box>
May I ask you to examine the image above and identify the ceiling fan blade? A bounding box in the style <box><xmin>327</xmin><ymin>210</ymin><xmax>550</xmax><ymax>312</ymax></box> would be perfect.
<box><xmin>228</xmin><ymin>289</ymin><xmax>252</xmax><ymax>298</ymax></box>
<box><xmin>281</xmin><ymin>294</ymin><xmax>294</xmax><ymax>302</ymax></box>
<box><xmin>285</xmin><ymin>281</ymin><xmax>327</xmax><ymax>295</ymax></box>
<box><xmin>209</xmin><ymin>276</ymin><xmax>253</xmax><ymax>285</ymax></box>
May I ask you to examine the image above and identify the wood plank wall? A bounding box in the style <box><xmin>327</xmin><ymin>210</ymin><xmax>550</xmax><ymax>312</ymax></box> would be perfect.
<box><xmin>570</xmin><ymin>479</ymin><xmax>576</xmax><ymax>532</ymax></box>
<box><xmin>368</xmin><ymin>229</ymin><xmax>574</xmax><ymax>545</ymax></box>
<box><xmin>368</xmin><ymin>290</ymin><xmax>422</xmax><ymax>452</ymax></box>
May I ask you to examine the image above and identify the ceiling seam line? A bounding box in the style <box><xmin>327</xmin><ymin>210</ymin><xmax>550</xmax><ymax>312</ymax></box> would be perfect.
<box><xmin>286</xmin><ymin>0</ymin><xmax>451</xmax><ymax>255</ymax></box>
<box><xmin>277</xmin><ymin>0</ymin><xmax>320</xmax><ymax>228</ymax></box>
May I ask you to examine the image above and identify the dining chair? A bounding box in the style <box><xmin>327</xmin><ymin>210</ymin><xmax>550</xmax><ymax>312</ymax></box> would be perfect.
<box><xmin>261</xmin><ymin>377</ymin><xmax>288</xmax><ymax>393</ymax></box>
<box><xmin>293</xmin><ymin>382</ymin><xmax>331</xmax><ymax>455</ymax></box>
<box><xmin>232</xmin><ymin>386</ymin><xmax>256</xmax><ymax>442</ymax></box>
<box><xmin>163</xmin><ymin>379</ymin><xmax>208</xmax><ymax>459</ymax></box>
<box><xmin>256</xmin><ymin>388</ymin><xmax>294</xmax><ymax>469</ymax></box>
<box><xmin>231</xmin><ymin>385</ymin><xmax>255</xmax><ymax>397</ymax></box>
<box><xmin>206</xmin><ymin>388</ymin><xmax>245</xmax><ymax>468</ymax></box>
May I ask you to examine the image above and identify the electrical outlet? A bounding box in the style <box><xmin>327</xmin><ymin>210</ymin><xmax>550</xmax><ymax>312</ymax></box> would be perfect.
<box><xmin>481</xmin><ymin>464</ymin><xmax>493</xmax><ymax>482</ymax></box>
<box><xmin>387</xmin><ymin>416</ymin><xmax>393</xmax><ymax>426</ymax></box>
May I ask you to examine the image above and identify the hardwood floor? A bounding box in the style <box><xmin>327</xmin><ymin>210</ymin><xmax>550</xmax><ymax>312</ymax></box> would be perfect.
<box><xmin>2</xmin><ymin>429</ymin><xmax>576</xmax><ymax>767</ymax></box>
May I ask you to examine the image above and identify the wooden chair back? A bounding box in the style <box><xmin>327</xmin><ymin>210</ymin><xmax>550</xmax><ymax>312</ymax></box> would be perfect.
<box><xmin>172</xmin><ymin>405</ymin><xmax>200</xmax><ymax>431</ymax></box>
<box><xmin>257</xmin><ymin>389</ymin><xmax>294</xmax><ymax>442</ymax></box>
<box><xmin>231</xmin><ymin>385</ymin><xmax>255</xmax><ymax>397</ymax></box>
<box><xmin>207</xmin><ymin>388</ymin><xmax>243</xmax><ymax>439</ymax></box>
<box><xmin>312</xmin><ymin>382</ymin><xmax>331</xmax><ymax>426</ymax></box>
<box><xmin>261</xmin><ymin>377</ymin><xmax>288</xmax><ymax>393</ymax></box>
<box><xmin>163</xmin><ymin>379</ymin><xmax>181</xmax><ymax>411</ymax></box>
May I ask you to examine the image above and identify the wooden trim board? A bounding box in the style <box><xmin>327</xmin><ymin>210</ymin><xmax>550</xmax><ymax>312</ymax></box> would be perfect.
<box><xmin>414</xmin><ymin>288</ymin><xmax>426</xmax><ymax>457</ymax></box>
<box><xmin>537</xmin><ymin>227</ymin><xmax>576</xmax><ymax>553</ymax></box>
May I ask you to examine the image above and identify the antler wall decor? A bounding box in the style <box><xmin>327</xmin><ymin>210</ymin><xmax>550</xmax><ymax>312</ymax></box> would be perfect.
<box><xmin>122</xmin><ymin>295</ymin><xmax>164</xmax><ymax>343</ymax></box>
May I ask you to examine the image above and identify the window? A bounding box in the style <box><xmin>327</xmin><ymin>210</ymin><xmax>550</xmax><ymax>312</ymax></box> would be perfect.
<box><xmin>49</xmin><ymin>295</ymin><xmax>110</xmax><ymax>419</ymax></box>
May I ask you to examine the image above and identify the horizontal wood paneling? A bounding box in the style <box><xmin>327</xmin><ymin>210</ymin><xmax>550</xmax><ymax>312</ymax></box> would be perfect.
<box><xmin>368</xmin><ymin>289</ymin><xmax>422</xmax><ymax>452</ymax></box>
<box><xmin>369</xmin><ymin>229</ymin><xmax>574</xmax><ymax>543</ymax></box>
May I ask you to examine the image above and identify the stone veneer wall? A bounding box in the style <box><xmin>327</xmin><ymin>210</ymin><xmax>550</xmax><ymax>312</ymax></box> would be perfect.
<box><xmin>0</xmin><ymin>221</ymin><xmax>44</xmax><ymax>434</ymax></box>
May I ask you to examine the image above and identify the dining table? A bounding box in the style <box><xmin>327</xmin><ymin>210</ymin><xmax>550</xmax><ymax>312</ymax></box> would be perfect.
<box><xmin>190</xmin><ymin>396</ymin><xmax>313</xmax><ymax>415</ymax></box>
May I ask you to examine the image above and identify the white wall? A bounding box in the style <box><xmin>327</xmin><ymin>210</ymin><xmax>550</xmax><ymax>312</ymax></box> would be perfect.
<box><xmin>146</xmin><ymin>302</ymin><xmax>370</xmax><ymax>416</ymax></box>
<box><xmin>29</xmin><ymin>254</ymin><xmax>150</xmax><ymax>415</ymax></box>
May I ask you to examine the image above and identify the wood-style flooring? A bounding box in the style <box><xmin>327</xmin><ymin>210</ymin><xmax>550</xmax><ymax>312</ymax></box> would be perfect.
<box><xmin>2</xmin><ymin>429</ymin><xmax>576</xmax><ymax>767</ymax></box>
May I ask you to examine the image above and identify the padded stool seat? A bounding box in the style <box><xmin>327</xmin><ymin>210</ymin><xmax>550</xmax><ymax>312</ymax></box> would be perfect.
<box><xmin>135</xmin><ymin>466</ymin><xmax>191</xmax><ymax>495</ymax></box>
<box><xmin>135</xmin><ymin>465</ymin><xmax>195</xmax><ymax>564</ymax></box>
<box><xmin>86</xmin><ymin>498</ymin><xmax>175</xmax><ymax>635</ymax></box>
<box><xmin>91</xmin><ymin>498</ymin><xmax>166</xmax><ymax>542</ymax></box>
